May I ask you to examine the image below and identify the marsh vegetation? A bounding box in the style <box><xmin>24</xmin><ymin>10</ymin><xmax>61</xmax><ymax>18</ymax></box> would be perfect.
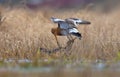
<box><xmin>0</xmin><ymin>3</ymin><xmax>120</xmax><ymax>77</ymax></box>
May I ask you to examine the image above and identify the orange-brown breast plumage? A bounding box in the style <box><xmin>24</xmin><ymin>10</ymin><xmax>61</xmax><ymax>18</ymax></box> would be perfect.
<box><xmin>51</xmin><ymin>27</ymin><xmax>63</xmax><ymax>36</ymax></box>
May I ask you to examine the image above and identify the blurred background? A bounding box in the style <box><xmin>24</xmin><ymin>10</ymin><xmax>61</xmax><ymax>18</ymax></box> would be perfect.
<box><xmin>0</xmin><ymin>0</ymin><xmax>120</xmax><ymax>12</ymax></box>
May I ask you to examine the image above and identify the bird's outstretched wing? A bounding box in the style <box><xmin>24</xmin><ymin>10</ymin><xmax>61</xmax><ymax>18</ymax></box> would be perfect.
<box><xmin>65</xmin><ymin>18</ymin><xmax>91</xmax><ymax>25</ymax></box>
<box><xmin>51</xmin><ymin>17</ymin><xmax>71</xmax><ymax>29</ymax></box>
<box><xmin>51</xmin><ymin>17</ymin><xmax>64</xmax><ymax>23</ymax></box>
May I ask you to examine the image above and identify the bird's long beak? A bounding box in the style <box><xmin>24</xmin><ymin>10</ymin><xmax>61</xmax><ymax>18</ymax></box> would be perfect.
<box><xmin>78</xmin><ymin>20</ymin><xmax>91</xmax><ymax>25</ymax></box>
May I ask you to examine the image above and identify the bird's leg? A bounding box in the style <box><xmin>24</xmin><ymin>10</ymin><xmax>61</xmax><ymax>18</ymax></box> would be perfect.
<box><xmin>67</xmin><ymin>35</ymin><xmax>73</xmax><ymax>45</ymax></box>
<box><xmin>54</xmin><ymin>34</ymin><xmax>62</xmax><ymax>49</ymax></box>
<box><xmin>67</xmin><ymin>35</ymin><xmax>71</xmax><ymax>41</ymax></box>
<box><xmin>51</xmin><ymin>28</ymin><xmax>62</xmax><ymax>49</ymax></box>
<box><xmin>70</xmin><ymin>35</ymin><xmax>78</xmax><ymax>42</ymax></box>
<box><xmin>69</xmin><ymin>35</ymin><xmax>73</xmax><ymax>40</ymax></box>
<box><xmin>66</xmin><ymin>34</ymin><xmax>78</xmax><ymax>49</ymax></box>
<box><xmin>65</xmin><ymin>30</ymin><xmax>76</xmax><ymax>51</ymax></box>
<box><xmin>69</xmin><ymin>35</ymin><xmax>74</xmax><ymax>42</ymax></box>
<box><xmin>65</xmin><ymin>35</ymin><xmax>74</xmax><ymax>50</ymax></box>
<box><xmin>64</xmin><ymin>35</ymin><xmax>74</xmax><ymax>55</ymax></box>
<box><xmin>67</xmin><ymin>35</ymin><xmax>75</xmax><ymax>45</ymax></box>
<box><xmin>65</xmin><ymin>35</ymin><xmax>78</xmax><ymax>55</ymax></box>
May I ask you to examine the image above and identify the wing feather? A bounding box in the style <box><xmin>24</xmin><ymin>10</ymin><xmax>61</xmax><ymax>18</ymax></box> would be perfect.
<box><xmin>66</xmin><ymin>18</ymin><xmax>91</xmax><ymax>24</ymax></box>
<box><xmin>51</xmin><ymin>17</ymin><xmax>71</xmax><ymax>29</ymax></box>
<box><xmin>51</xmin><ymin>17</ymin><xmax>64</xmax><ymax>23</ymax></box>
<box><xmin>58</xmin><ymin>21</ymin><xmax>70</xmax><ymax>29</ymax></box>
<box><xmin>69</xmin><ymin>28</ymin><xmax>79</xmax><ymax>33</ymax></box>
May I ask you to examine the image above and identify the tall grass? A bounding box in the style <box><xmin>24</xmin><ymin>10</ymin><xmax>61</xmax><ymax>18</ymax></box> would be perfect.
<box><xmin>0</xmin><ymin>7</ymin><xmax>120</xmax><ymax>60</ymax></box>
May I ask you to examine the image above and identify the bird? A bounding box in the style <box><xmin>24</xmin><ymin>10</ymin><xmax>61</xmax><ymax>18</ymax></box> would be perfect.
<box><xmin>51</xmin><ymin>17</ymin><xmax>91</xmax><ymax>48</ymax></box>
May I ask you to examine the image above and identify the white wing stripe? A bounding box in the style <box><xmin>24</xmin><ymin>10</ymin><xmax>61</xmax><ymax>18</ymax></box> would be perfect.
<box><xmin>69</xmin><ymin>28</ymin><xmax>79</xmax><ymax>33</ymax></box>
<box><xmin>51</xmin><ymin>17</ymin><xmax>64</xmax><ymax>23</ymax></box>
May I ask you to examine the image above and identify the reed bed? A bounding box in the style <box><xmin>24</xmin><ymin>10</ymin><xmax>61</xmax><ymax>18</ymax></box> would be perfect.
<box><xmin>0</xmin><ymin>7</ymin><xmax>119</xmax><ymax>60</ymax></box>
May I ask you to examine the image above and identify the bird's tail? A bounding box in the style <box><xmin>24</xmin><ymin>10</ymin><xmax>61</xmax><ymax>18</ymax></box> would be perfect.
<box><xmin>71</xmin><ymin>32</ymin><xmax>82</xmax><ymax>40</ymax></box>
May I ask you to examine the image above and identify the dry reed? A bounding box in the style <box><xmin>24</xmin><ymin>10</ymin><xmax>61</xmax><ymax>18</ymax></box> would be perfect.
<box><xmin>0</xmin><ymin>7</ymin><xmax>119</xmax><ymax>60</ymax></box>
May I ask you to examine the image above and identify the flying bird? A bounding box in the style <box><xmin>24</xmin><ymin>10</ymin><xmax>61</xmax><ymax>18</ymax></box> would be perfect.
<box><xmin>51</xmin><ymin>17</ymin><xmax>91</xmax><ymax>48</ymax></box>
